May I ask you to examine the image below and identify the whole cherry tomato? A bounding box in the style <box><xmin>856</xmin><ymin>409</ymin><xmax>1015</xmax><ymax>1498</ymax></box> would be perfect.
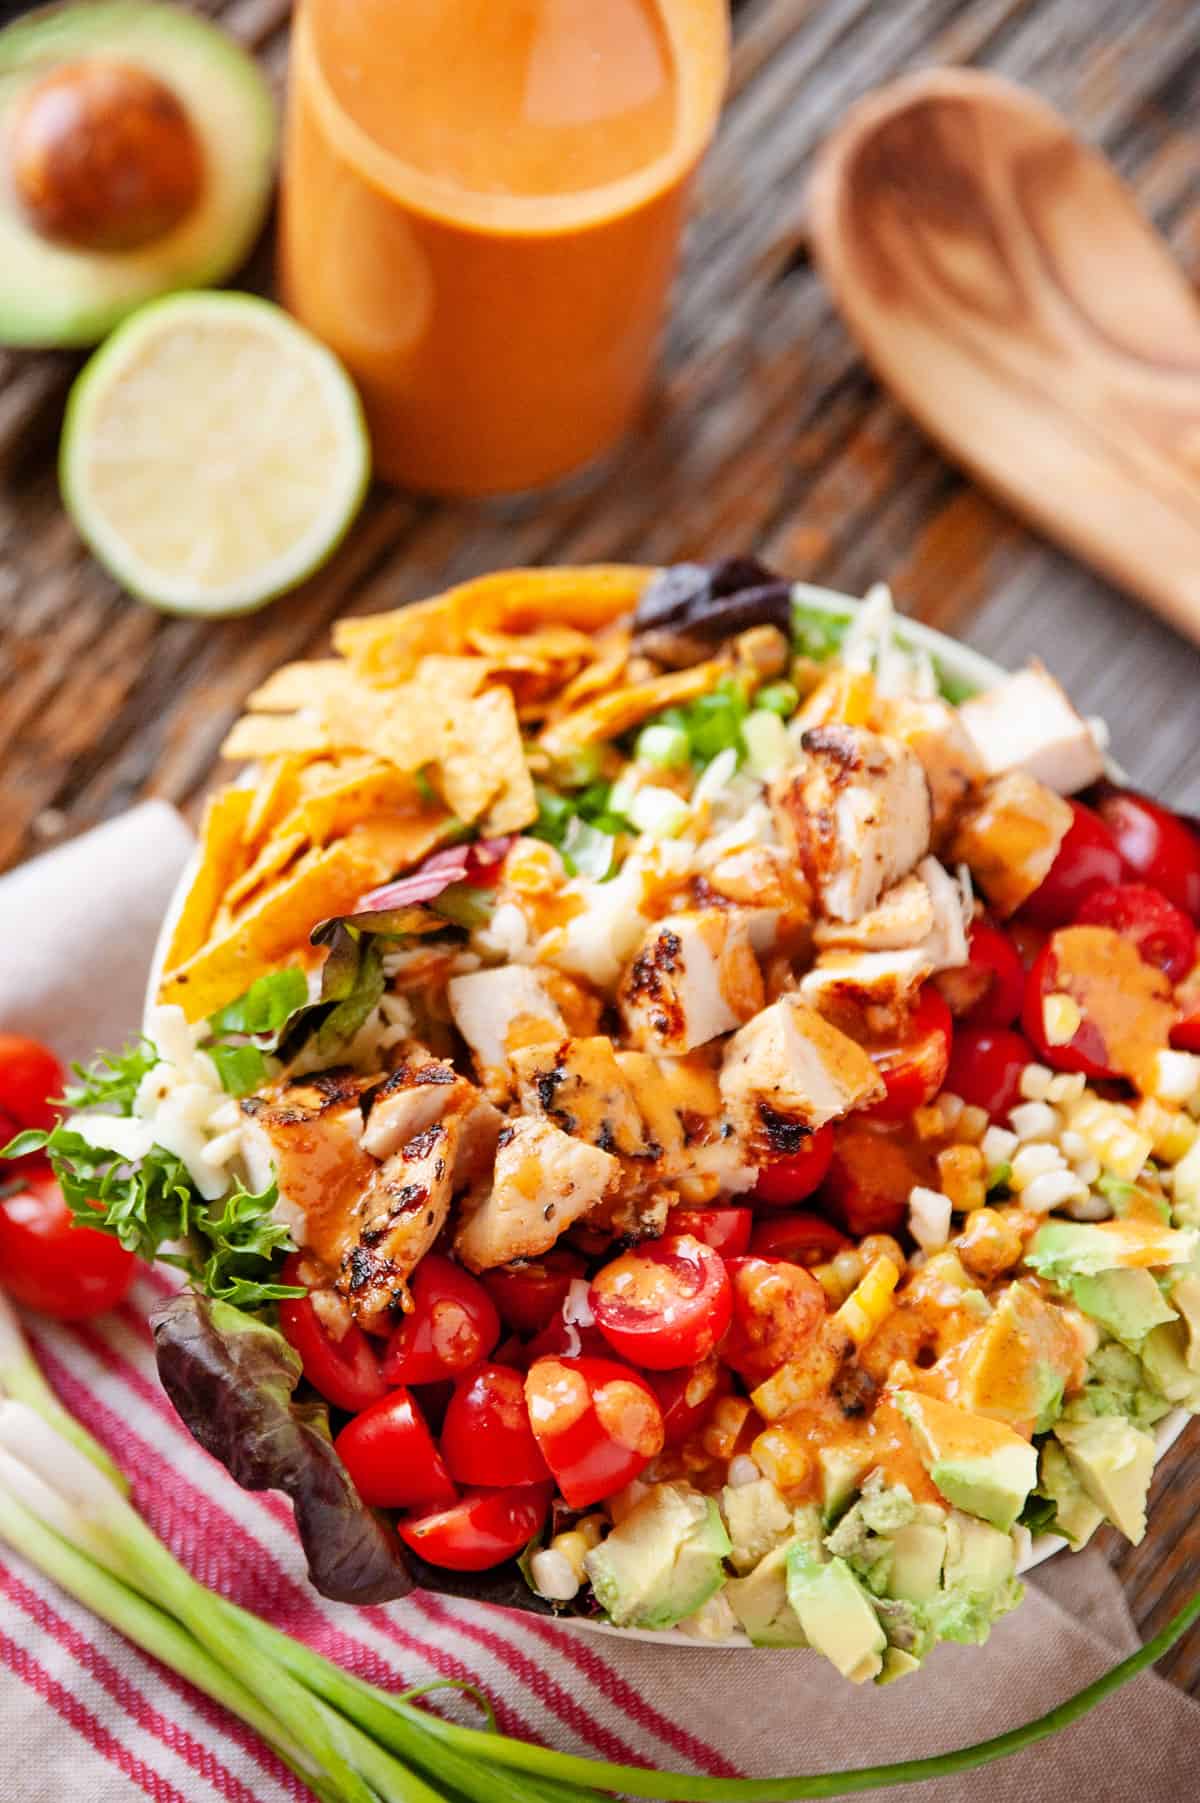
<box><xmin>647</xmin><ymin>1356</ymin><xmax>731</xmax><ymax>1448</ymax></box>
<box><xmin>751</xmin><ymin>1122</ymin><xmax>834</xmax><ymax>1209</ymax></box>
<box><xmin>0</xmin><ymin>1163</ymin><xmax>135</xmax><ymax>1321</ymax></box>
<box><xmin>279</xmin><ymin>1259</ymin><xmax>387</xmax><ymax>1414</ymax></box>
<box><xmin>1022</xmin><ymin>801</ymin><xmax>1123</xmax><ymax>928</ymax></box>
<box><xmin>823</xmin><ymin>1123</ymin><xmax>929</xmax><ymax>1237</ymax></box>
<box><xmin>525</xmin><ymin>1356</ymin><xmax>663</xmax><ymax>1508</ymax></box>
<box><xmin>665</xmin><ymin>1206</ymin><xmax>752</xmax><ymax>1259</ymax></box>
<box><xmin>0</xmin><ymin>1035</ymin><xmax>65</xmax><ymax>1138</ymax></box>
<box><xmin>439</xmin><ymin>1362</ymin><xmax>549</xmax><ymax>1486</ymax></box>
<box><xmin>862</xmin><ymin>987</ymin><xmax>953</xmax><ymax>1122</ymax></box>
<box><xmin>720</xmin><ymin>1256</ymin><xmax>826</xmax><ymax>1385</ymax></box>
<box><xmin>334</xmin><ymin>1388</ymin><xmax>456</xmax><ymax>1510</ymax></box>
<box><xmin>1093</xmin><ymin>785</ymin><xmax>1200</xmax><ymax>921</ymax></box>
<box><xmin>399</xmin><ymin>1483</ymin><xmax>553</xmax><ymax>1571</ymax></box>
<box><xmin>1075</xmin><ymin>883</ymin><xmax>1195</xmax><ymax>984</ymax></box>
<box><xmin>958</xmin><ymin>921</ymin><xmax>1026</xmax><ymax>1027</ymax></box>
<box><xmin>479</xmin><ymin>1248</ymin><xmax>586</xmax><ymax>1339</ymax></box>
<box><xmin>750</xmin><ymin>1211</ymin><xmax>852</xmax><ymax>1265</ymax></box>
<box><xmin>382</xmin><ymin>1254</ymin><xmax>500</xmax><ymax>1387</ymax></box>
<box><xmin>944</xmin><ymin>1025</ymin><xmax>1033</xmax><ymax>1121</ymax></box>
<box><xmin>590</xmin><ymin>1234</ymin><xmax>732</xmax><ymax>1371</ymax></box>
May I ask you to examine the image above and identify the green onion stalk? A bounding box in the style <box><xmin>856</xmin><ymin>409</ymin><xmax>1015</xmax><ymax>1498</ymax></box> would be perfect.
<box><xmin>0</xmin><ymin>1292</ymin><xmax>1196</xmax><ymax>1803</ymax></box>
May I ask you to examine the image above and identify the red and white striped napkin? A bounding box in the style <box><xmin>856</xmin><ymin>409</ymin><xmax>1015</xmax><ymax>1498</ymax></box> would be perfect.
<box><xmin>2</xmin><ymin>802</ymin><xmax>1198</xmax><ymax>1803</ymax></box>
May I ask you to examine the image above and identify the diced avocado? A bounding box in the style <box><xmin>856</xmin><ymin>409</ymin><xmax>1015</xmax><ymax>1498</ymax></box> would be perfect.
<box><xmin>958</xmin><ymin>1282</ymin><xmax>1078</xmax><ymax>1431</ymax></box>
<box><xmin>885</xmin><ymin>1521</ymin><xmax>947</xmax><ymax>1603</ymax></box>
<box><xmin>1026</xmin><ymin>1219</ymin><xmax>1198</xmax><ymax>1282</ymax></box>
<box><xmin>1168</xmin><ymin>1273</ymin><xmax>1200</xmax><ymax>1369</ymax></box>
<box><xmin>818</xmin><ymin>1444</ymin><xmax>874</xmax><ymax>1523</ymax></box>
<box><xmin>786</xmin><ymin>1543</ymin><xmax>886</xmax><ymax>1684</ymax></box>
<box><xmin>877</xmin><ymin>1647</ymin><xmax>921</xmax><ymax>1684</ymax></box>
<box><xmin>1054</xmin><ymin>1417</ymin><xmax>1156</xmax><ymax>1544</ymax></box>
<box><xmin>824</xmin><ymin>1474</ymin><xmax>918</xmax><ymax>1594</ymax></box>
<box><xmin>721</xmin><ymin>1479</ymin><xmax>794</xmax><ymax>1575</ymax></box>
<box><xmin>1037</xmin><ymin>1441</ymin><xmax>1105</xmax><ymax>1549</ymax></box>
<box><xmin>0</xmin><ymin>2</ymin><xmax>277</xmax><ymax>349</ymax></box>
<box><xmin>584</xmin><ymin>1482</ymin><xmax>732</xmax><ymax>1630</ymax></box>
<box><xmin>897</xmin><ymin>1391</ymin><xmax>1037</xmax><ymax>1532</ymax></box>
<box><xmin>1139</xmin><ymin>1321</ymin><xmax>1200</xmax><ymax>1408</ymax></box>
<box><xmin>942</xmin><ymin>1511</ymin><xmax>1016</xmax><ymax>1593</ymax></box>
<box><xmin>1068</xmin><ymin>1269</ymin><xmax>1177</xmax><ymax>1349</ymax></box>
<box><xmin>725</xmin><ymin>1543</ymin><xmax>807</xmax><ymax>1647</ymax></box>
<box><xmin>1060</xmin><ymin>1341</ymin><xmax>1174</xmax><ymax>1433</ymax></box>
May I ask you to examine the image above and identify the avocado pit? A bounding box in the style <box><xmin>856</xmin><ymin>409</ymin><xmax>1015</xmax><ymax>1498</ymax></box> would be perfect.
<box><xmin>9</xmin><ymin>56</ymin><xmax>205</xmax><ymax>252</ymax></box>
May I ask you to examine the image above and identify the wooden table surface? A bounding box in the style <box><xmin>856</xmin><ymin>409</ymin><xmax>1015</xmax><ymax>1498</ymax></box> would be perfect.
<box><xmin>2</xmin><ymin>0</ymin><xmax>1199</xmax><ymax>1692</ymax></box>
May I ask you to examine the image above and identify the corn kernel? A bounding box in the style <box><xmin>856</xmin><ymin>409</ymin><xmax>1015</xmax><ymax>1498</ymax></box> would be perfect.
<box><xmin>750</xmin><ymin>1424</ymin><xmax>813</xmax><ymax>1494</ymax></box>
<box><xmin>1010</xmin><ymin>1143</ymin><xmax>1063</xmax><ymax>1189</ymax></box>
<box><xmin>1135</xmin><ymin>1097</ymin><xmax>1198</xmax><ymax>1165</ymax></box>
<box><xmin>751</xmin><ymin>1329</ymin><xmax>847</xmax><ymax>1420</ymax></box>
<box><xmin>913</xmin><ymin>1103</ymin><xmax>948</xmax><ymax>1141</ymax></box>
<box><xmin>1042</xmin><ymin>993</ymin><xmax>1082</xmax><ymax>1046</ymax></box>
<box><xmin>833</xmin><ymin>1255</ymin><xmax>900</xmax><ymax>1347</ymax></box>
<box><xmin>954</xmin><ymin>1207</ymin><xmax>1024</xmax><ymax>1278</ymax></box>
<box><xmin>1151</xmin><ymin>1050</ymin><xmax>1200</xmax><ymax>1105</ymax></box>
<box><xmin>1018</xmin><ymin>1064</ymin><xmax>1054</xmax><ymax>1101</ymax></box>
<box><xmin>1046</xmin><ymin>1072</ymin><xmax>1087</xmax><ymax>1104</ymax></box>
<box><xmin>702</xmin><ymin>1396</ymin><xmax>753</xmax><ymax>1460</ymax></box>
<box><xmin>957</xmin><ymin>1104</ymin><xmax>989</xmax><ymax>1144</ymax></box>
<box><xmin>505</xmin><ymin>839</ymin><xmax>564</xmax><ymax>894</ymax></box>
<box><xmin>795</xmin><ymin>668</ymin><xmax>875</xmax><ymax>731</ymax></box>
<box><xmin>936</xmin><ymin>1144</ymin><xmax>986</xmax><ymax>1212</ymax></box>
<box><xmin>811</xmin><ymin>1260</ymin><xmax>849</xmax><ymax>1305</ymax></box>
<box><xmin>859</xmin><ymin>1234</ymin><xmax>906</xmax><ymax>1272</ymax></box>
<box><xmin>1009</xmin><ymin>1101</ymin><xmax>1060</xmax><ymax>1142</ymax></box>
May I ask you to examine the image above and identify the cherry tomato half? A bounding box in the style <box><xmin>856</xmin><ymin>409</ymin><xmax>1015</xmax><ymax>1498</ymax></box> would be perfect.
<box><xmin>862</xmin><ymin>986</ymin><xmax>953</xmax><ymax>1122</ymax></box>
<box><xmin>440</xmin><ymin>1363</ymin><xmax>549</xmax><ymax>1486</ymax></box>
<box><xmin>590</xmin><ymin>1234</ymin><xmax>732</xmax><ymax>1371</ymax></box>
<box><xmin>647</xmin><ymin>1356</ymin><xmax>731</xmax><ymax>1448</ymax></box>
<box><xmin>1093</xmin><ymin>785</ymin><xmax>1200</xmax><ymax>922</ymax></box>
<box><xmin>823</xmin><ymin>1123</ymin><xmax>929</xmax><ymax>1238</ymax></box>
<box><xmin>480</xmin><ymin>1248</ymin><xmax>586</xmax><ymax>1339</ymax></box>
<box><xmin>958</xmin><ymin>921</ymin><xmax>1026</xmax><ymax>1027</ymax></box>
<box><xmin>751</xmin><ymin>1122</ymin><xmax>834</xmax><ymax>1209</ymax></box>
<box><xmin>279</xmin><ymin>1262</ymin><xmax>388</xmax><ymax>1415</ymax></box>
<box><xmin>1022</xmin><ymin>928</ymin><xmax>1175</xmax><ymax>1083</ymax></box>
<box><xmin>525</xmin><ymin>1356</ymin><xmax>663</xmax><ymax>1508</ymax></box>
<box><xmin>1173</xmin><ymin>1006</ymin><xmax>1200</xmax><ymax>1054</ymax></box>
<box><xmin>1022</xmin><ymin>801</ymin><xmax>1123</xmax><ymax>928</ymax></box>
<box><xmin>721</xmin><ymin>1256</ymin><xmax>826</xmax><ymax>1385</ymax></box>
<box><xmin>1075</xmin><ymin>883</ymin><xmax>1195</xmax><ymax>984</ymax></box>
<box><xmin>665</xmin><ymin>1206</ymin><xmax>752</xmax><ymax>1259</ymax></box>
<box><xmin>750</xmin><ymin>1211</ymin><xmax>852</xmax><ymax>1265</ymax></box>
<box><xmin>334</xmin><ymin>1388</ymin><xmax>456</xmax><ymax>1510</ymax></box>
<box><xmin>382</xmin><ymin>1254</ymin><xmax>500</xmax><ymax>1387</ymax></box>
<box><xmin>399</xmin><ymin>1483</ymin><xmax>553</xmax><ymax>1571</ymax></box>
<box><xmin>0</xmin><ymin>1035</ymin><xmax>65</xmax><ymax>1138</ymax></box>
<box><xmin>0</xmin><ymin>1163</ymin><xmax>135</xmax><ymax>1321</ymax></box>
<box><xmin>944</xmin><ymin>1026</ymin><xmax>1033</xmax><ymax>1122</ymax></box>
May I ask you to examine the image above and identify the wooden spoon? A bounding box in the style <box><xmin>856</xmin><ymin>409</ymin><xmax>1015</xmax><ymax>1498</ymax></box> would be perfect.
<box><xmin>808</xmin><ymin>68</ymin><xmax>1200</xmax><ymax>646</ymax></box>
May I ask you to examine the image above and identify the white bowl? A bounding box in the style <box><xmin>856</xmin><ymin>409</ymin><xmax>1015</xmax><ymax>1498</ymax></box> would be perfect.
<box><xmin>145</xmin><ymin>580</ymin><xmax>1188</xmax><ymax>1644</ymax></box>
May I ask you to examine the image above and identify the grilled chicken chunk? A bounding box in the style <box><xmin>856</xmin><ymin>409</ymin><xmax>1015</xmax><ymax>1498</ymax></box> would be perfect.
<box><xmin>455</xmin><ymin>1117</ymin><xmax>618</xmax><ymax>1271</ymax></box>
<box><xmin>770</xmin><ymin>725</ymin><xmax>931</xmax><ymax>923</ymax></box>
<box><xmin>618</xmin><ymin>911</ymin><xmax>764</xmax><ymax>1054</ymax></box>
<box><xmin>950</xmin><ymin>771</ymin><xmax>1073</xmax><ymax>918</ymax></box>
<box><xmin>511</xmin><ymin>1035</ymin><xmax>647</xmax><ymax>1157</ymax></box>
<box><xmin>958</xmin><ymin>663</ymin><xmax>1104</xmax><ymax>795</ymax></box>
<box><xmin>240</xmin><ymin>1071</ymin><xmax>378</xmax><ymax>1255</ymax></box>
<box><xmin>614</xmin><ymin>1049</ymin><xmax>724</xmax><ymax>1165</ymax></box>
<box><xmin>719</xmin><ymin>997</ymin><xmax>884</xmax><ymax>1148</ymax></box>
<box><xmin>339</xmin><ymin>1118</ymin><xmax>460</xmax><ymax>1317</ymax></box>
<box><xmin>447</xmin><ymin>966</ymin><xmax>565</xmax><ymax>1097</ymax></box>
<box><xmin>361</xmin><ymin>1055</ymin><xmax>502</xmax><ymax>1185</ymax></box>
<box><xmin>813</xmin><ymin>872</ymin><xmax>935</xmax><ymax>952</ymax></box>
<box><xmin>800</xmin><ymin>947</ymin><xmax>936</xmax><ymax>1031</ymax></box>
<box><xmin>875</xmin><ymin>695</ymin><xmax>983</xmax><ymax>836</ymax></box>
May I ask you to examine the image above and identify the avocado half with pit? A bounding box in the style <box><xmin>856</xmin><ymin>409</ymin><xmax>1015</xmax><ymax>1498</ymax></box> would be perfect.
<box><xmin>0</xmin><ymin>0</ymin><xmax>277</xmax><ymax>348</ymax></box>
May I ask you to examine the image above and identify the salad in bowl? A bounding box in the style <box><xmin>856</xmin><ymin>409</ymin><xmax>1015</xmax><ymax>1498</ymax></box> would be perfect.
<box><xmin>22</xmin><ymin>560</ymin><xmax>1200</xmax><ymax>1684</ymax></box>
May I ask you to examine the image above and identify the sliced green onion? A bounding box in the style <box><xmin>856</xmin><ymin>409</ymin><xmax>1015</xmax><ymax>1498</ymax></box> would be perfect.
<box><xmin>635</xmin><ymin>722</ymin><xmax>691</xmax><ymax>769</ymax></box>
<box><xmin>741</xmin><ymin>710</ymin><xmax>792</xmax><ymax>777</ymax></box>
<box><xmin>628</xmin><ymin>786</ymin><xmax>691</xmax><ymax>839</ymax></box>
<box><xmin>562</xmin><ymin>817</ymin><xmax>616</xmax><ymax>880</ymax></box>
<box><xmin>754</xmin><ymin>681</ymin><xmax>799</xmax><ymax>718</ymax></box>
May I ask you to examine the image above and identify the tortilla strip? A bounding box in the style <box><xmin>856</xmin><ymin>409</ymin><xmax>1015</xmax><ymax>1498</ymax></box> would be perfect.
<box><xmin>241</xmin><ymin>755</ymin><xmax>306</xmax><ymax>850</ymax></box>
<box><xmin>161</xmin><ymin>787</ymin><xmax>254</xmax><ymax>974</ymax></box>
<box><xmin>333</xmin><ymin>567</ymin><xmax>653</xmax><ymax>683</ymax></box>
<box><xmin>159</xmin><ymin>839</ymin><xmax>381</xmax><ymax>1021</ymax></box>
<box><xmin>223</xmin><ymin>830</ymin><xmax>307</xmax><ymax>911</ymax></box>
<box><xmin>245</xmin><ymin>661</ymin><xmax>358</xmax><ymax>713</ymax></box>
<box><xmin>539</xmin><ymin>657</ymin><xmax>730</xmax><ymax>756</ymax></box>
<box><xmin>283</xmin><ymin>764</ymin><xmax>436</xmax><ymax>845</ymax></box>
<box><xmin>221</xmin><ymin>712</ymin><xmax>335</xmax><ymax>761</ymax></box>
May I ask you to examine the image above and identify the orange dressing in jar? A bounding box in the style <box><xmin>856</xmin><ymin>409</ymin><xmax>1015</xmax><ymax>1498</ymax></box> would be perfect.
<box><xmin>281</xmin><ymin>0</ymin><xmax>729</xmax><ymax>495</ymax></box>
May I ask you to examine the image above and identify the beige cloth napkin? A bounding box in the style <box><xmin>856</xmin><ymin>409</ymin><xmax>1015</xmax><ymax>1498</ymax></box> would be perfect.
<box><xmin>1</xmin><ymin>803</ymin><xmax>1198</xmax><ymax>1801</ymax></box>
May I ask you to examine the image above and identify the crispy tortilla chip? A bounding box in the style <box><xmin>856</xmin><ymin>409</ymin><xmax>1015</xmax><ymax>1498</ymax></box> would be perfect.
<box><xmin>426</xmin><ymin>687</ymin><xmax>537</xmax><ymax>833</ymax></box>
<box><xmin>465</xmin><ymin>624</ymin><xmax>596</xmax><ymax>673</ymax></box>
<box><xmin>223</xmin><ymin>830</ymin><xmax>307</xmax><ymax>910</ymax></box>
<box><xmin>221</xmin><ymin>712</ymin><xmax>335</xmax><ymax>761</ymax></box>
<box><xmin>333</xmin><ymin>567</ymin><xmax>652</xmax><ymax>683</ymax></box>
<box><xmin>550</xmin><ymin>629</ymin><xmax>632</xmax><ymax>713</ymax></box>
<box><xmin>161</xmin><ymin>787</ymin><xmax>254</xmax><ymax>973</ymax></box>
<box><xmin>412</xmin><ymin>656</ymin><xmax>497</xmax><ymax>697</ymax></box>
<box><xmin>283</xmin><ymin>763</ymin><xmax>433</xmax><ymax>846</ymax></box>
<box><xmin>245</xmin><ymin>661</ymin><xmax>359</xmax><ymax>713</ymax></box>
<box><xmin>539</xmin><ymin>657</ymin><xmax>729</xmax><ymax>756</ymax></box>
<box><xmin>241</xmin><ymin>756</ymin><xmax>306</xmax><ymax>850</ymax></box>
<box><xmin>159</xmin><ymin>840</ymin><xmax>380</xmax><ymax>1021</ymax></box>
<box><xmin>344</xmin><ymin>813</ymin><xmax>457</xmax><ymax>883</ymax></box>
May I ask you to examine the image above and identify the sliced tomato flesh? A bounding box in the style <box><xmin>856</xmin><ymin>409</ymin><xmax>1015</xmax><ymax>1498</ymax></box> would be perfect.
<box><xmin>525</xmin><ymin>1356</ymin><xmax>663</xmax><ymax>1508</ymax></box>
<box><xmin>382</xmin><ymin>1254</ymin><xmax>500</xmax><ymax>1386</ymax></box>
<box><xmin>334</xmin><ymin>1388</ymin><xmax>456</xmax><ymax>1510</ymax></box>
<box><xmin>590</xmin><ymin>1234</ymin><xmax>732</xmax><ymax>1371</ymax></box>
<box><xmin>440</xmin><ymin>1362</ymin><xmax>549</xmax><ymax>1487</ymax></box>
<box><xmin>398</xmin><ymin>1483</ymin><xmax>553</xmax><ymax>1571</ymax></box>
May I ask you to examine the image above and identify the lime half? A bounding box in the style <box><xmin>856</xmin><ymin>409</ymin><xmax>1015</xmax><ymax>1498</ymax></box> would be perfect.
<box><xmin>60</xmin><ymin>291</ymin><xmax>370</xmax><ymax>616</ymax></box>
